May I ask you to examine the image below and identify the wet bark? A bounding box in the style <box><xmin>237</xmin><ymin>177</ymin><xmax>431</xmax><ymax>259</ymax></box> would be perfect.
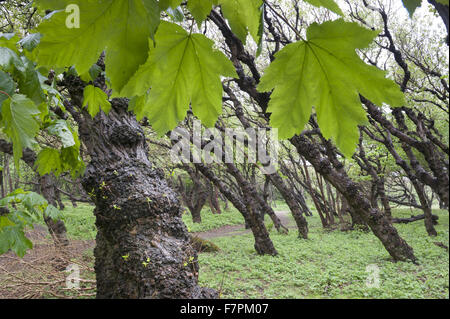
<box><xmin>178</xmin><ymin>171</ymin><xmax>208</xmax><ymax>223</ymax></box>
<box><xmin>267</xmin><ymin>172</ymin><xmax>308</xmax><ymax>238</ymax></box>
<box><xmin>63</xmin><ymin>79</ymin><xmax>215</xmax><ymax>298</ymax></box>
<box><xmin>194</xmin><ymin>163</ymin><xmax>277</xmax><ymax>255</ymax></box>
<box><xmin>224</xmin><ymin>162</ymin><xmax>288</xmax><ymax>235</ymax></box>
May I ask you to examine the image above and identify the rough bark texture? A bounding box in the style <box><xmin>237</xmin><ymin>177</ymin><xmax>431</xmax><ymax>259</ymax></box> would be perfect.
<box><xmin>195</xmin><ymin>163</ymin><xmax>278</xmax><ymax>255</ymax></box>
<box><xmin>267</xmin><ymin>172</ymin><xmax>308</xmax><ymax>238</ymax></box>
<box><xmin>178</xmin><ymin>172</ymin><xmax>207</xmax><ymax>223</ymax></box>
<box><xmin>66</xmin><ymin>87</ymin><xmax>215</xmax><ymax>298</ymax></box>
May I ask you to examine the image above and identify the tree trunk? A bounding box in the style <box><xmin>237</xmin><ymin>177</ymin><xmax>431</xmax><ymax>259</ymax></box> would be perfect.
<box><xmin>268</xmin><ymin>172</ymin><xmax>308</xmax><ymax>238</ymax></box>
<box><xmin>291</xmin><ymin>135</ymin><xmax>416</xmax><ymax>262</ymax></box>
<box><xmin>194</xmin><ymin>163</ymin><xmax>277</xmax><ymax>255</ymax></box>
<box><xmin>74</xmin><ymin>97</ymin><xmax>215</xmax><ymax>298</ymax></box>
<box><xmin>40</xmin><ymin>174</ymin><xmax>69</xmax><ymax>247</ymax></box>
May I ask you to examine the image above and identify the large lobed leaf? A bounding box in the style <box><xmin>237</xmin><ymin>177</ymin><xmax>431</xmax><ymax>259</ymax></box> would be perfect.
<box><xmin>83</xmin><ymin>85</ymin><xmax>111</xmax><ymax>118</ymax></box>
<box><xmin>123</xmin><ymin>21</ymin><xmax>237</xmax><ymax>134</ymax></box>
<box><xmin>258</xmin><ymin>19</ymin><xmax>405</xmax><ymax>157</ymax></box>
<box><xmin>218</xmin><ymin>0</ymin><xmax>263</xmax><ymax>44</ymax></box>
<box><xmin>36</xmin><ymin>0</ymin><xmax>155</xmax><ymax>92</ymax></box>
<box><xmin>0</xmin><ymin>94</ymin><xmax>40</xmax><ymax>166</ymax></box>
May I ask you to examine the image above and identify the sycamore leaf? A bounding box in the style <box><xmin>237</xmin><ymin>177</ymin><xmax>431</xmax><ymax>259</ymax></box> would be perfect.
<box><xmin>302</xmin><ymin>0</ymin><xmax>344</xmax><ymax>16</ymax></box>
<box><xmin>0</xmin><ymin>47</ymin><xmax>25</xmax><ymax>73</ymax></box>
<box><xmin>35</xmin><ymin>148</ymin><xmax>63</xmax><ymax>176</ymax></box>
<box><xmin>19</xmin><ymin>33</ymin><xmax>42</xmax><ymax>52</ymax></box>
<box><xmin>128</xmin><ymin>94</ymin><xmax>149</xmax><ymax>120</ymax></box>
<box><xmin>0</xmin><ymin>94</ymin><xmax>40</xmax><ymax>166</ymax></box>
<box><xmin>188</xmin><ymin>0</ymin><xmax>217</xmax><ymax>26</ymax></box>
<box><xmin>124</xmin><ymin>22</ymin><xmax>236</xmax><ymax>133</ymax></box>
<box><xmin>0</xmin><ymin>70</ymin><xmax>15</xmax><ymax>106</ymax></box>
<box><xmin>218</xmin><ymin>0</ymin><xmax>263</xmax><ymax>44</ymax></box>
<box><xmin>46</xmin><ymin>119</ymin><xmax>76</xmax><ymax>148</ymax></box>
<box><xmin>258</xmin><ymin>19</ymin><xmax>405</xmax><ymax>157</ymax></box>
<box><xmin>402</xmin><ymin>0</ymin><xmax>422</xmax><ymax>16</ymax></box>
<box><xmin>0</xmin><ymin>226</ymin><xmax>33</xmax><ymax>258</ymax></box>
<box><xmin>143</xmin><ymin>0</ymin><xmax>161</xmax><ymax>39</ymax></box>
<box><xmin>0</xmin><ymin>33</ymin><xmax>20</xmax><ymax>53</ymax></box>
<box><xmin>16</xmin><ymin>56</ymin><xmax>46</xmax><ymax>105</ymax></box>
<box><xmin>36</xmin><ymin>0</ymin><xmax>154</xmax><ymax>93</ymax></box>
<box><xmin>83</xmin><ymin>85</ymin><xmax>111</xmax><ymax>118</ymax></box>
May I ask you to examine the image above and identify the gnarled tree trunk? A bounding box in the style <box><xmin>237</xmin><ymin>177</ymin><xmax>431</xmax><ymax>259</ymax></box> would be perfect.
<box><xmin>69</xmin><ymin>92</ymin><xmax>215</xmax><ymax>298</ymax></box>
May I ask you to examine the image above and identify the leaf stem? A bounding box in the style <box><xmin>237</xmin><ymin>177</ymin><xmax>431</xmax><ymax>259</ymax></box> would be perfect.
<box><xmin>0</xmin><ymin>90</ymin><xmax>11</xmax><ymax>99</ymax></box>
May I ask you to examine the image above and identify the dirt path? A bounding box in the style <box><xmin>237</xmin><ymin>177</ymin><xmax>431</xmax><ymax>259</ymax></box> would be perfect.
<box><xmin>192</xmin><ymin>211</ymin><xmax>295</xmax><ymax>239</ymax></box>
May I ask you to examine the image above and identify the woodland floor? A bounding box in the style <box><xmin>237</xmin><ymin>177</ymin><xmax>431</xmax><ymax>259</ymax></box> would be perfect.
<box><xmin>0</xmin><ymin>202</ymin><xmax>448</xmax><ymax>299</ymax></box>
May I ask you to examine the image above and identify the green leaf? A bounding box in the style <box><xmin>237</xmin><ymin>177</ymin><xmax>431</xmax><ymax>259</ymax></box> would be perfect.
<box><xmin>61</xmin><ymin>145</ymin><xmax>85</xmax><ymax>178</ymax></box>
<box><xmin>1</xmin><ymin>94</ymin><xmax>40</xmax><ymax>166</ymax></box>
<box><xmin>0</xmin><ymin>33</ymin><xmax>20</xmax><ymax>53</ymax></box>
<box><xmin>47</xmin><ymin>119</ymin><xmax>76</xmax><ymax>148</ymax></box>
<box><xmin>143</xmin><ymin>0</ymin><xmax>161</xmax><ymax>39</ymax></box>
<box><xmin>124</xmin><ymin>22</ymin><xmax>236</xmax><ymax>133</ymax></box>
<box><xmin>16</xmin><ymin>56</ymin><xmax>46</xmax><ymax>105</ymax></box>
<box><xmin>36</xmin><ymin>0</ymin><xmax>153</xmax><ymax>92</ymax></box>
<box><xmin>83</xmin><ymin>85</ymin><xmax>111</xmax><ymax>117</ymax></box>
<box><xmin>258</xmin><ymin>20</ymin><xmax>405</xmax><ymax>157</ymax></box>
<box><xmin>0</xmin><ymin>70</ymin><xmax>15</xmax><ymax>107</ymax></box>
<box><xmin>302</xmin><ymin>0</ymin><xmax>344</xmax><ymax>16</ymax></box>
<box><xmin>402</xmin><ymin>0</ymin><xmax>422</xmax><ymax>16</ymax></box>
<box><xmin>18</xmin><ymin>33</ymin><xmax>42</xmax><ymax>52</ymax></box>
<box><xmin>218</xmin><ymin>0</ymin><xmax>263</xmax><ymax>44</ymax></box>
<box><xmin>0</xmin><ymin>47</ymin><xmax>25</xmax><ymax>73</ymax></box>
<box><xmin>44</xmin><ymin>205</ymin><xmax>62</xmax><ymax>221</ymax></box>
<box><xmin>0</xmin><ymin>226</ymin><xmax>33</xmax><ymax>258</ymax></box>
<box><xmin>128</xmin><ymin>94</ymin><xmax>149</xmax><ymax>120</ymax></box>
<box><xmin>35</xmin><ymin>148</ymin><xmax>63</xmax><ymax>176</ymax></box>
<box><xmin>188</xmin><ymin>0</ymin><xmax>216</xmax><ymax>26</ymax></box>
<box><xmin>403</xmin><ymin>0</ymin><xmax>448</xmax><ymax>16</ymax></box>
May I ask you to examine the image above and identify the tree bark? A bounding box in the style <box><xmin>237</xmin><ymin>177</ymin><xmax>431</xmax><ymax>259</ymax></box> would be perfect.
<box><xmin>290</xmin><ymin>135</ymin><xmax>417</xmax><ymax>262</ymax></box>
<box><xmin>195</xmin><ymin>163</ymin><xmax>278</xmax><ymax>255</ymax></box>
<box><xmin>65</xmin><ymin>83</ymin><xmax>215</xmax><ymax>298</ymax></box>
<box><xmin>267</xmin><ymin>172</ymin><xmax>308</xmax><ymax>238</ymax></box>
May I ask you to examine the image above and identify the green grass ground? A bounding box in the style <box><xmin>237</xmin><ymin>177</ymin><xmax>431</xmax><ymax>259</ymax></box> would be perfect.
<box><xmin>47</xmin><ymin>202</ymin><xmax>449</xmax><ymax>298</ymax></box>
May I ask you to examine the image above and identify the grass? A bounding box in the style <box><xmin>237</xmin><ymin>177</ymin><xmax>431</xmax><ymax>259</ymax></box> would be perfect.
<box><xmin>182</xmin><ymin>205</ymin><xmax>245</xmax><ymax>233</ymax></box>
<box><xmin>30</xmin><ymin>202</ymin><xmax>449</xmax><ymax>299</ymax></box>
<box><xmin>197</xmin><ymin>209</ymin><xmax>449</xmax><ymax>299</ymax></box>
<box><xmin>60</xmin><ymin>203</ymin><xmax>96</xmax><ymax>240</ymax></box>
<box><xmin>37</xmin><ymin>202</ymin><xmax>96</xmax><ymax>240</ymax></box>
